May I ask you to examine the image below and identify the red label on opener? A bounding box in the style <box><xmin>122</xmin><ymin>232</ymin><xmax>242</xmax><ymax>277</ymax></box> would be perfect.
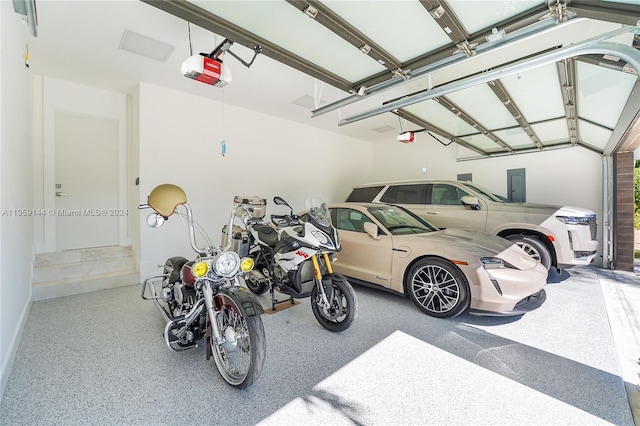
<box><xmin>195</xmin><ymin>57</ymin><xmax>222</xmax><ymax>84</ymax></box>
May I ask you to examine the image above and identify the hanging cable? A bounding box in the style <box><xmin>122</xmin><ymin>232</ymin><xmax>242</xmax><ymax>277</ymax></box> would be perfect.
<box><xmin>187</xmin><ymin>22</ymin><xmax>193</xmax><ymax>56</ymax></box>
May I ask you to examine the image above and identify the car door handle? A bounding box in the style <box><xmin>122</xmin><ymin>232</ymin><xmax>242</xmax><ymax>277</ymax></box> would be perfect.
<box><xmin>425</xmin><ymin>211</ymin><xmax>439</xmax><ymax>215</ymax></box>
<box><xmin>56</xmin><ymin>192</ymin><xmax>68</xmax><ymax>196</ymax></box>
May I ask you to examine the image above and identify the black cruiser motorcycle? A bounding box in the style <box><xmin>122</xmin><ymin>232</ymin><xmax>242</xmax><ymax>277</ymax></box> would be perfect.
<box><xmin>139</xmin><ymin>184</ymin><xmax>266</xmax><ymax>388</ymax></box>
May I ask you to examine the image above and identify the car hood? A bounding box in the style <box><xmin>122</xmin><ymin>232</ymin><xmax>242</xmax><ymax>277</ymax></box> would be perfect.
<box><xmin>496</xmin><ymin>202</ymin><xmax>594</xmax><ymax>217</ymax></box>
<box><xmin>397</xmin><ymin>228</ymin><xmax>538</xmax><ymax>270</ymax></box>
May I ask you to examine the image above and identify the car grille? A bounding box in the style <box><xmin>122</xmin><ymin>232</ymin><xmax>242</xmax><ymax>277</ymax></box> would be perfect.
<box><xmin>587</xmin><ymin>214</ymin><xmax>597</xmax><ymax>240</ymax></box>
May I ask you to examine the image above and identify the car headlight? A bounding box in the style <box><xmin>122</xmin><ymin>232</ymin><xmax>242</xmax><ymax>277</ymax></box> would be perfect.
<box><xmin>214</xmin><ymin>251</ymin><xmax>240</xmax><ymax>277</ymax></box>
<box><xmin>311</xmin><ymin>230</ymin><xmax>329</xmax><ymax>244</ymax></box>
<box><xmin>481</xmin><ymin>257</ymin><xmax>515</xmax><ymax>269</ymax></box>
<box><xmin>556</xmin><ymin>215</ymin><xmax>589</xmax><ymax>225</ymax></box>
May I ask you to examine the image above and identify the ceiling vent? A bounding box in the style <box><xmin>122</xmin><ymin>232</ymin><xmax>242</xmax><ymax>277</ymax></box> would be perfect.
<box><xmin>292</xmin><ymin>95</ymin><xmax>326</xmax><ymax>109</ymax></box>
<box><xmin>119</xmin><ymin>29</ymin><xmax>175</xmax><ymax>62</ymax></box>
<box><xmin>371</xmin><ymin>125</ymin><xmax>396</xmax><ymax>133</ymax></box>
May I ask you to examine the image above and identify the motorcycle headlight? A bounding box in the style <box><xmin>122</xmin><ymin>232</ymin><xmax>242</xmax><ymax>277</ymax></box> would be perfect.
<box><xmin>192</xmin><ymin>261</ymin><xmax>209</xmax><ymax>278</ymax></box>
<box><xmin>481</xmin><ymin>257</ymin><xmax>515</xmax><ymax>269</ymax></box>
<box><xmin>556</xmin><ymin>215</ymin><xmax>589</xmax><ymax>225</ymax></box>
<box><xmin>311</xmin><ymin>230</ymin><xmax>330</xmax><ymax>245</ymax></box>
<box><xmin>240</xmin><ymin>257</ymin><xmax>254</xmax><ymax>272</ymax></box>
<box><xmin>214</xmin><ymin>251</ymin><xmax>240</xmax><ymax>277</ymax></box>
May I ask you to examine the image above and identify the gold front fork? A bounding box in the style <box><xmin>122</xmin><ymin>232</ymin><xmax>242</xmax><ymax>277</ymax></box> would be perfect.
<box><xmin>323</xmin><ymin>252</ymin><xmax>334</xmax><ymax>274</ymax></box>
<box><xmin>311</xmin><ymin>254</ymin><xmax>322</xmax><ymax>279</ymax></box>
<box><xmin>311</xmin><ymin>253</ymin><xmax>334</xmax><ymax>278</ymax></box>
<box><xmin>312</xmin><ymin>254</ymin><xmax>331</xmax><ymax>306</ymax></box>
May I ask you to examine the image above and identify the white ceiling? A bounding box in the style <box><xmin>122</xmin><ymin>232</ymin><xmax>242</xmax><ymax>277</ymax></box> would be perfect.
<box><xmin>16</xmin><ymin>0</ymin><xmax>640</xmax><ymax>151</ymax></box>
<box><xmin>20</xmin><ymin>0</ymin><xmax>400</xmax><ymax>142</ymax></box>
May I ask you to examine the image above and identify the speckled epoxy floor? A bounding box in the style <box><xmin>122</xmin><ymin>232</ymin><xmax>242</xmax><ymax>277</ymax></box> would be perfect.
<box><xmin>0</xmin><ymin>266</ymin><xmax>636</xmax><ymax>425</ymax></box>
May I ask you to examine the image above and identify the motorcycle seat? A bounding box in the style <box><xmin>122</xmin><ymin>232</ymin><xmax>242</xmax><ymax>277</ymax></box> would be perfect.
<box><xmin>254</xmin><ymin>224</ymin><xmax>279</xmax><ymax>247</ymax></box>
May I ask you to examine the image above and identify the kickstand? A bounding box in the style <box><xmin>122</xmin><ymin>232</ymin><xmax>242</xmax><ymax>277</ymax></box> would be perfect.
<box><xmin>265</xmin><ymin>289</ymin><xmax>299</xmax><ymax>314</ymax></box>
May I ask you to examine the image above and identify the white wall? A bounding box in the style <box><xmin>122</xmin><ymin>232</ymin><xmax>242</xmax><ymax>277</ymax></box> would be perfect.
<box><xmin>371</xmin><ymin>133</ymin><xmax>604</xmax><ymax>263</ymax></box>
<box><xmin>137</xmin><ymin>82</ymin><xmax>372</xmax><ymax>278</ymax></box>
<box><xmin>128</xmin><ymin>89</ymin><xmax>141</xmax><ymax>265</ymax></box>
<box><xmin>0</xmin><ymin>2</ymin><xmax>35</xmax><ymax>399</ymax></box>
<box><xmin>371</xmin><ymin>134</ymin><xmax>602</xmax><ymax>212</ymax></box>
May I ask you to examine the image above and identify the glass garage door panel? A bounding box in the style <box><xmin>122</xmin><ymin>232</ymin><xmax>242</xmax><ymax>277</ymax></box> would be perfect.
<box><xmin>492</xmin><ymin>127</ymin><xmax>536</xmax><ymax>149</ymax></box>
<box><xmin>579</xmin><ymin>119</ymin><xmax>613</xmax><ymax>152</ymax></box>
<box><xmin>404</xmin><ymin>100</ymin><xmax>477</xmax><ymax>136</ymax></box>
<box><xmin>531</xmin><ymin>119</ymin><xmax>570</xmax><ymax>146</ymax></box>
<box><xmin>447</xmin><ymin>84</ymin><xmax>517</xmax><ymax>130</ymax></box>
<box><xmin>500</xmin><ymin>63</ymin><xmax>566</xmax><ymax>122</ymax></box>
<box><xmin>323</xmin><ymin>1</ymin><xmax>451</xmax><ymax>63</ymax></box>
<box><xmin>461</xmin><ymin>133</ymin><xmax>503</xmax><ymax>152</ymax></box>
<box><xmin>577</xmin><ymin>61</ymin><xmax>637</xmax><ymax>129</ymax></box>
<box><xmin>189</xmin><ymin>0</ymin><xmax>386</xmax><ymax>82</ymax></box>
<box><xmin>448</xmin><ymin>0</ymin><xmax>543</xmax><ymax>34</ymax></box>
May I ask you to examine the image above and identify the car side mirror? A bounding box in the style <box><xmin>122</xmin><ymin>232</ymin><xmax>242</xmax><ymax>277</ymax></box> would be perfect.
<box><xmin>461</xmin><ymin>196</ymin><xmax>480</xmax><ymax>210</ymax></box>
<box><xmin>363</xmin><ymin>222</ymin><xmax>381</xmax><ymax>240</ymax></box>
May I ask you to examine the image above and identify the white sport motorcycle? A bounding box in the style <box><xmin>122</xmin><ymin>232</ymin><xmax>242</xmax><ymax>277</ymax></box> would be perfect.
<box><xmin>225</xmin><ymin>195</ymin><xmax>357</xmax><ymax>332</ymax></box>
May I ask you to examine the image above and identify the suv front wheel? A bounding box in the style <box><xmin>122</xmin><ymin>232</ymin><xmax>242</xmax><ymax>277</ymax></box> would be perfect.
<box><xmin>506</xmin><ymin>235</ymin><xmax>551</xmax><ymax>270</ymax></box>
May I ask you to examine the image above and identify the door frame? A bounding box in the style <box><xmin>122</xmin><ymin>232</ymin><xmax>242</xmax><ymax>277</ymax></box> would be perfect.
<box><xmin>507</xmin><ymin>168</ymin><xmax>526</xmax><ymax>202</ymax></box>
<box><xmin>37</xmin><ymin>77</ymin><xmax>129</xmax><ymax>253</ymax></box>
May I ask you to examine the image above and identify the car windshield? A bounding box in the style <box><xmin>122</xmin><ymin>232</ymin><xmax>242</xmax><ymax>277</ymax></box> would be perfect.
<box><xmin>462</xmin><ymin>182</ymin><xmax>506</xmax><ymax>202</ymax></box>
<box><xmin>368</xmin><ymin>205</ymin><xmax>437</xmax><ymax>235</ymax></box>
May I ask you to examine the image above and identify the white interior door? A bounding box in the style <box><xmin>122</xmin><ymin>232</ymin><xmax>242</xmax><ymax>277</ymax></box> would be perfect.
<box><xmin>55</xmin><ymin>111</ymin><xmax>119</xmax><ymax>250</ymax></box>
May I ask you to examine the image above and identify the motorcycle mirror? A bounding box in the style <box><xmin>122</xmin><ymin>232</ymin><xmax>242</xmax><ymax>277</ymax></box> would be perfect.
<box><xmin>273</xmin><ymin>196</ymin><xmax>288</xmax><ymax>206</ymax></box>
<box><xmin>273</xmin><ymin>196</ymin><xmax>293</xmax><ymax>214</ymax></box>
<box><xmin>146</xmin><ymin>213</ymin><xmax>166</xmax><ymax>228</ymax></box>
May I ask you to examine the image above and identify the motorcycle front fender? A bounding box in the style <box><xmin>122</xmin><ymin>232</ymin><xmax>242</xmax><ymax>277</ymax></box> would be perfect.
<box><xmin>320</xmin><ymin>273</ymin><xmax>348</xmax><ymax>300</ymax></box>
<box><xmin>214</xmin><ymin>286</ymin><xmax>265</xmax><ymax>317</ymax></box>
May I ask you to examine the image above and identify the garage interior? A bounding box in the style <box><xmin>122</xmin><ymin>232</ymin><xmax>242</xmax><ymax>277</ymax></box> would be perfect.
<box><xmin>1</xmin><ymin>0</ymin><xmax>640</xmax><ymax>424</ymax></box>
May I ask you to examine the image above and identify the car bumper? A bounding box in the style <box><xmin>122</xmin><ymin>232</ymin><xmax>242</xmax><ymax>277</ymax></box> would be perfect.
<box><xmin>469</xmin><ymin>289</ymin><xmax>546</xmax><ymax>316</ymax></box>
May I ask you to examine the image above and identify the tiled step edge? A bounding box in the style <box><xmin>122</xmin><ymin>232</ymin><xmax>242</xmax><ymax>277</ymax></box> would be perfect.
<box><xmin>33</xmin><ymin>270</ymin><xmax>140</xmax><ymax>301</ymax></box>
<box><xmin>33</xmin><ymin>256</ymin><xmax>136</xmax><ymax>284</ymax></box>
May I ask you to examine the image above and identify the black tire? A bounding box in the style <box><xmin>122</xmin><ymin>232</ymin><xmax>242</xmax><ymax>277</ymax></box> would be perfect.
<box><xmin>245</xmin><ymin>278</ymin><xmax>269</xmax><ymax>295</ymax></box>
<box><xmin>210</xmin><ymin>299</ymin><xmax>266</xmax><ymax>388</ymax></box>
<box><xmin>406</xmin><ymin>258</ymin><xmax>470</xmax><ymax>318</ymax></box>
<box><xmin>245</xmin><ymin>262</ymin><xmax>269</xmax><ymax>295</ymax></box>
<box><xmin>310</xmin><ymin>277</ymin><xmax>357</xmax><ymax>332</ymax></box>
<box><xmin>506</xmin><ymin>235</ymin><xmax>552</xmax><ymax>270</ymax></box>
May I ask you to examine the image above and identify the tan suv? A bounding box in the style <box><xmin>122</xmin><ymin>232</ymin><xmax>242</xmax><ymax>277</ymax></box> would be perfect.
<box><xmin>346</xmin><ymin>180</ymin><xmax>598</xmax><ymax>270</ymax></box>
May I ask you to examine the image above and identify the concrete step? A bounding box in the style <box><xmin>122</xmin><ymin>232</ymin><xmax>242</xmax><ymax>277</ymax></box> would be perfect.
<box><xmin>33</xmin><ymin>270</ymin><xmax>139</xmax><ymax>301</ymax></box>
<box><xmin>33</xmin><ymin>246</ymin><xmax>139</xmax><ymax>301</ymax></box>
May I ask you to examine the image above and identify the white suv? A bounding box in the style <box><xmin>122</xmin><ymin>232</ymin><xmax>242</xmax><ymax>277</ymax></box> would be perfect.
<box><xmin>346</xmin><ymin>180</ymin><xmax>598</xmax><ymax>270</ymax></box>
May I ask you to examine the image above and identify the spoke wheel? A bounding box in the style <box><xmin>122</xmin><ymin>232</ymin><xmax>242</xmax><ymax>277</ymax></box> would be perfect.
<box><xmin>506</xmin><ymin>235</ymin><xmax>551</xmax><ymax>270</ymax></box>
<box><xmin>407</xmin><ymin>258</ymin><xmax>469</xmax><ymax>318</ymax></box>
<box><xmin>311</xmin><ymin>277</ymin><xmax>357</xmax><ymax>332</ymax></box>
<box><xmin>210</xmin><ymin>299</ymin><xmax>265</xmax><ymax>388</ymax></box>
